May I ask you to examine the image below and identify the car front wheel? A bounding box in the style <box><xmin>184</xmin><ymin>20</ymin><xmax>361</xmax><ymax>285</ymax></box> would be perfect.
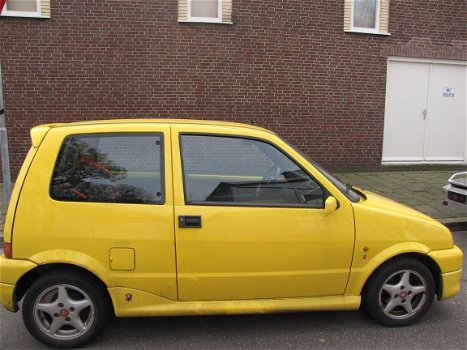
<box><xmin>22</xmin><ymin>271</ymin><xmax>109</xmax><ymax>348</ymax></box>
<box><xmin>364</xmin><ymin>258</ymin><xmax>435</xmax><ymax>326</ymax></box>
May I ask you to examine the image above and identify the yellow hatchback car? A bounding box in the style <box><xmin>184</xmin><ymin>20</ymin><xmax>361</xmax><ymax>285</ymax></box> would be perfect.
<box><xmin>0</xmin><ymin>119</ymin><xmax>463</xmax><ymax>348</ymax></box>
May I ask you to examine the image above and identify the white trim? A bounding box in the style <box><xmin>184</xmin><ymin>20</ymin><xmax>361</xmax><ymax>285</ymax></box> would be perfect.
<box><xmin>183</xmin><ymin>17</ymin><xmax>222</xmax><ymax>23</ymax></box>
<box><xmin>1</xmin><ymin>0</ymin><xmax>47</xmax><ymax>18</ymax></box>
<box><xmin>351</xmin><ymin>0</ymin><xmax>381</xmax><ymax>34</ymax></box>
<box><xmin>1</xmin><ymin>11</ymin><xmax>48</xmax><ymax>18</ymax></box>
<box><xmin>178</xmin><ymin>19</ymin><xmax>232</xmax><ymax>25</ymax></box>
<box><xmin>344</xmin><ymin>29</ymin><xmax>390</xmax><ymax>36</ymax></box>
<box><xmin>382</xmin><ymin>159</ymin><xmax>466</xmax><ymax>165</ymax></box>
<box><xmin>424</xmin><ymin>157</ymin><xmax>465</xmax><ymax>162</ymax></box>
<box><xmin>382</xmin><ymin>157</ymin><xmax>425</xmax><ymax>162</ymax></box>
<box><xmin>387</xmin><ymin>57</ymin><xmax>467</xmax><ymax>66</ymax></box>
<box><xmin>187</xmin><ymin>0</ymin><xmax>223</xmax><ymax>23</ymax></box>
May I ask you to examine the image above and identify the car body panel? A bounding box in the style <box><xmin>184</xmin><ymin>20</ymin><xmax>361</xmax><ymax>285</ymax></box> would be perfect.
<box><xmin>3</xmin><ymin>147</ymin><xmax>38</xmax><ymax>244</ymax></box>
<box><xmin>345</xmin><ymin>189</ymin><xmax>459</xmax><ymax>295</ymax></box>
<box><xmin>0</xmin><ymin>256</ymin><xmax>37</xmax><ymax>311</ymax></box>
<box><xmin>10</xmin><ymin>123</ymin><xmax>178</xmax><ymax>301</ymax></box>
<box><xmin>352</xmin><ymin>190</ymin><xmax>454</xmax><ymax>253</ymax></box>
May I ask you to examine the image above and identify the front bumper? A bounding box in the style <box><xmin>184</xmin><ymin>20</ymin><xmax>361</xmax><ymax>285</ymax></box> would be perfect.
<box><xmin>0</xmin><ymin>254</ymin><xmax>37</xmax><ymax>312</ymax></box>
<box><xmin>438</xmin><ymin>269</ymin><xmax>463</xmax><ymax>300</ymax></box>
<box><xmin>428</xmin><ymin>245</ymin><xmax>464</xmax><ymax>300</ymax></box>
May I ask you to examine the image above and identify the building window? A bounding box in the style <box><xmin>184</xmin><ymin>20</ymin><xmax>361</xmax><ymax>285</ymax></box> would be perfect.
<box><xmin>1</xmin><ymin>0</ymin><xmax>50</xmax><ymax>18</ymax></box>
<box><xmin>344</xmin><ymin>0</ymin><xmax>390</xmax><ymax>35</ymax></box>
<box><xmin>178</xmin><ymin>0</ymin><xmax>232</xmax><ymax>24</ymax></box>
<box><xmin>190</xmin><ymin>0</ymin><xmax>220</xmax><ymax>20</ymax></box>
<box><xmin>353</xmin><ymin>0</ymin><xmax>379</xmax><ymax>30</ymax></box>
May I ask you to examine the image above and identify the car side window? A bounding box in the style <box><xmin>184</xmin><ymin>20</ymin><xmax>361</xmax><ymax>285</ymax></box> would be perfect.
<box><xmin>50</xmin><ymin>133</ymin><xmax>164</xmax><ymax>204</ymax></box>
<box><xmin>180</xmin><ymin>134</ymin><xmax>324</xmax><ymax>207</ymax></box>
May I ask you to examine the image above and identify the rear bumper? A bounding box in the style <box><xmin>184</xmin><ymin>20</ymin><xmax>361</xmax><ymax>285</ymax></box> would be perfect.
<box><xmin>0</xmin><ymin>283</ymin><xmax>18</xmax><ymax>312</ymax></box>
<box><xmin>443</xmin><ymin>183</ymin><xmax>467</xmax><ymax>214</ymax></box>
<box><xmin>0</xmin><ymin>254</ymin><xmax>37</xmax><ymax>312</ymax></box>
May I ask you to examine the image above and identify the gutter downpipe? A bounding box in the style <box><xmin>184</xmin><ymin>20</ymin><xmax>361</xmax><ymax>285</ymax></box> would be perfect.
<box><xmin>0</xmin><ymin>64</ymin><xmax>12</xmax><ymax>241</ymax></box>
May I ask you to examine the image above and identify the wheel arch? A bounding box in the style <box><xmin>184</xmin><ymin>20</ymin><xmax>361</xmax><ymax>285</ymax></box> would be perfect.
<box><xmin>361</xmin><ymin>253</ymin><xmax>442</xmax><ymax>298</ymax></box>
<box><xmin>15</xmin><ymin>263</ymin><xmax>114</xmax><ymax>315</ymax></box>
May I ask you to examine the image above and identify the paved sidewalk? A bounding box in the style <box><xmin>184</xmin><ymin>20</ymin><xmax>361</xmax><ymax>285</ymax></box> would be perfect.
<box><xmin>0</xmin><ymin>168</ymin><xmax>466</xmax><ymax>238</ymax></box>
<box><xmin>335</xmin><ymin>169</ymin><xmax>466</xmax><ymax>227</ymax></box>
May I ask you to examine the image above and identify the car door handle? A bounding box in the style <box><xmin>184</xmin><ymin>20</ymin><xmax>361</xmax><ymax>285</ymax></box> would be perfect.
<box><xmin>178</xmin><ymin>216</ymin><xmax>202</xmax><ymax>228</ymax></box>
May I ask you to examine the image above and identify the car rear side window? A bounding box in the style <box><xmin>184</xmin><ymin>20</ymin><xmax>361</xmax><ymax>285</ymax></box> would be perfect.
<box><xmin>50</xmin><ymin>133</ymin><xmax>164</xmax><ymax>204</ymax></box>
<box><xmin>180</xmin><ymin>134</ymin><xmax>325</xmax><ymax>208</ymax></box>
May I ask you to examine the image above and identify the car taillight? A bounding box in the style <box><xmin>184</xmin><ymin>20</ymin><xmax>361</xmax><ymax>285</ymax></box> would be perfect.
<box><xmin>3</xmin><ymin>242</ymin><xmax>12</xmax><ymax>258</ymax></box>
<box><xmin>447</xmin><ymin>191</ymin><xmax>466</xmax><ymax>204</ymax></box>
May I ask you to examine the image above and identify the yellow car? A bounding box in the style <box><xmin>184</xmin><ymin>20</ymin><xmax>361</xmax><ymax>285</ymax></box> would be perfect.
<box><xmin>0</xmin><ymin>119</ymin><xmax>463</xmax><ymax>348</ymax></box>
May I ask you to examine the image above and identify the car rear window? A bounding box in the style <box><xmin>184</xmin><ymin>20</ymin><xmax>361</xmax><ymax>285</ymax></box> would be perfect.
<box><xmin>50</xmin><ymin>133</ymin><xmax>164</xmax><ymax>204</ymax></box>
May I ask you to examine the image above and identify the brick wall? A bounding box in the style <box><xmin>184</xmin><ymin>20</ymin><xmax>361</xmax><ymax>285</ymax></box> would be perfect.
<box><xmin>0</xmin><ymin>0</ymin><xmax>465</xmax><ymax>179</ymax></box>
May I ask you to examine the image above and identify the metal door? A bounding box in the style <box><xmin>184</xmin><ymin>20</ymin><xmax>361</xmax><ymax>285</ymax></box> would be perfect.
<box><xmin>424</xmin><ymin>64</ymin><xmax>466</xmax><ymax>161</ymax></box>
<box><xmin>382</xmin><ymin>60</ymin><xmax>466</xmax><ymax>163</ymax></box>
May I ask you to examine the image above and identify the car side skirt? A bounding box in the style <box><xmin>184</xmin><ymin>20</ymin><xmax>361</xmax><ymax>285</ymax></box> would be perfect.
<box><xmin>109</xmin><ymin>287</ymin><xmax>361</xmax><ymax>317</ymax></box>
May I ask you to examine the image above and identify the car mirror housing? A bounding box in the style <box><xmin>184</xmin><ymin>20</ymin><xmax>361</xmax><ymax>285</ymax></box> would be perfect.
<box><xmin>324</xmin><ymin>196</ymin><xmax>338</xmax><ymax>215</ymax></box>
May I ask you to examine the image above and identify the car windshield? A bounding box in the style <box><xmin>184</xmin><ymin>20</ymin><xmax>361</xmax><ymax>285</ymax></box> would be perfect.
<box><xmin>311</xmin><ymin>162</ymin><xmax>361</xmax><ymax>203</ymax></box>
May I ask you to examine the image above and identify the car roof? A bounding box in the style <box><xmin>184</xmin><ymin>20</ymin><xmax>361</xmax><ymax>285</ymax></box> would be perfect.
<box><xmin>52</xmin><ymin>119</ymin><xmax>270</xmax><ymax>132</ymax></box>
<box><xmin>30</xmin><ymin>119</ymin><xmax>274</xmax><ymax>147</ymax></box>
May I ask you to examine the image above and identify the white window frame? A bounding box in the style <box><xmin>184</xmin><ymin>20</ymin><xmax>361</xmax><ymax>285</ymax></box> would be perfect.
<box><xmin>1</xmin><ymin>0</ymin><xmax>46</xmax><ymax>18</ymax></box>
<box><xmin>351</xmin><ymin>0</ymin><xmax>381</xmax><ymax>34</ymax></box>
<box><xmin>187</xmin><ymin>0</ymin><xmax>222</xmax><ymax>23</ymax></box>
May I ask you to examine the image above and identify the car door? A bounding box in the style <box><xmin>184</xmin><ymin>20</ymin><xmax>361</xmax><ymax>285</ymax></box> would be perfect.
<box><xmin>171</xmin><ymin>126</ymin><xmax>355</xmax><ymax>301</ymax></box>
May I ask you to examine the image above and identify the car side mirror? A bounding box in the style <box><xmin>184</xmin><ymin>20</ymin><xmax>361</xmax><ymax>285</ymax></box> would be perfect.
<box><xmin>324</xmin><ymin>196</ymin><xmax>338</xmax><ymax>215</ymax></box>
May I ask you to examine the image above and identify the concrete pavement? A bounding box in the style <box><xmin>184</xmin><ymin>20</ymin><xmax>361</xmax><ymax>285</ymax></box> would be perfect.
<box><xmin>0</xmin><ymin>168</ymin><xmax>466</xmax><ymax>238</ymax></box>
<box><xmin>335</xmin><ymin>168</ymin><xmax>467</xmax><ymax>229</ymax></box>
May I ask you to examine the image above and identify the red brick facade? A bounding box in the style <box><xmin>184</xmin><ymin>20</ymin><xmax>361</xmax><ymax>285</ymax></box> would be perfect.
<box><xmin>1</xmin><ymin>0</ymin><xmax>466</xmax><ymax>178</ymax></box>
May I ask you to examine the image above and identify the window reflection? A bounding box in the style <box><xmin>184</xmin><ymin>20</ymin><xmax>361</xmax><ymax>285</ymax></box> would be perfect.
<box><xmin>50</xmin><ymin>134</ymin><xmax>163</xmax><ymax>204</ymax></box>
<box><xmin>181</xmin><ymin>135</ymin><xmax>324</xmax><ymax>207</ymax></box>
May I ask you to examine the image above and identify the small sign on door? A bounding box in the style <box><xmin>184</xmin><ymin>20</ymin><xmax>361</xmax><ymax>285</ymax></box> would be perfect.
<box><xmin>443</xmin><ymin>87</ymin><xmax>455</xmax><ymax>97</ymax></box>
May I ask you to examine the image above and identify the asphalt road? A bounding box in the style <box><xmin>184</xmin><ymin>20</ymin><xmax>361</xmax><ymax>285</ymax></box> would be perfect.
<box><xmin>1</xmin><ymin>232</ymin><xmax>466</xmax><ymax>350</ymax></box>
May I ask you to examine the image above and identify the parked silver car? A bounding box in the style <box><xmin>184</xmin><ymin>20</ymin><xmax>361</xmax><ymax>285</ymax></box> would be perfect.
<box><xmin>443</xmin><ymin>172</ymin><xmax>467</xmax><ymax>214</ymax></box>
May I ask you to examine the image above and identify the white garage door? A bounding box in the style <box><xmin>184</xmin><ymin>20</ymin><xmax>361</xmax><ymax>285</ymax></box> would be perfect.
<box><xmin>382</xmin><ymin>59</ymin><xmax>466</xmax><ymax>163</ymax></box>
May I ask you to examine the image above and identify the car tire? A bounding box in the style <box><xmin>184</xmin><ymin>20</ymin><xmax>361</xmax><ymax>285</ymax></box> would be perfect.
<box><xmin>363</xmin><ymin>258</ymin><xmax>435</xmax><ymax>326</ymax></box>
<box><xmin>22</xmin><ymin>270</ymin><xmax>109</xmax><ymax>348</ymax></box>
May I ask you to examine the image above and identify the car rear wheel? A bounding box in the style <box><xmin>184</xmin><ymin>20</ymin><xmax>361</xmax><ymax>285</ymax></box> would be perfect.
<box><xmin>364</xmin><ymin>258</ymin><xmax>435</xmax><ymax>326</ymax></box>
<box><xmin>22</xmin><ymin>271</ymin><xmax>109</xmax><ymax>348</ymax></box>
